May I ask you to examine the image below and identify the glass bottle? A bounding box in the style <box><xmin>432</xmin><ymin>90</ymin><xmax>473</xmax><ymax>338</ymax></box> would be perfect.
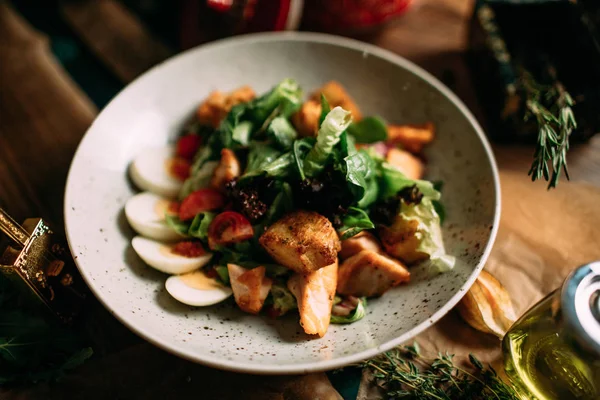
<box><xmin>503</xmin><ymin>262</ymin><xmax>600</xmax><ymax>400</ymax></box>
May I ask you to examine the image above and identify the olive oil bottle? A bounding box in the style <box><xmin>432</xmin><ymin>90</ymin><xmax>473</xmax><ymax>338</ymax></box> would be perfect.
<box><xmin>503</xmin><ymin>263</ymin><xmax>600</xmax><ymax>400</ymax></box>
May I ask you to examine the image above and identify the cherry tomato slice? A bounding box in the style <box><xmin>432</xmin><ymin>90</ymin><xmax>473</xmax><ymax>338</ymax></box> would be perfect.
<box><xmin>179</xmin><ymin>188</ymin><xmax>225</xmax><ymax>221</ymax></box>
<box><xmin>208</xmin><ymin>211</ymin><xmax>254</xmax><ymax>250</ymax></box>
<box><xmin>169</xmin><ymin>157</ymin><xmax>191</xmax><ymax>181</ymax></box>
<box><xmin>171</xmin><ymin>241</ymin><xmax>206</xmax><ymax>258</ymax></box>
<box><xmin>176</xmin><ymin>134</ymin><xmax>202</xmax><ymax>160</ymax></box>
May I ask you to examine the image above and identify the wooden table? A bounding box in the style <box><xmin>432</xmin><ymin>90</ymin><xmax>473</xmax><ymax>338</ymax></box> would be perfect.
<box><xmin>1</xmin><ymin>0</ymin><xmax>599</xmax><ymax>398</ymax></box>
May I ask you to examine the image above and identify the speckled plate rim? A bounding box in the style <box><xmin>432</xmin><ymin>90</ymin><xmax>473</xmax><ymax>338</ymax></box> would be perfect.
<box><xmin>64</xmin><ymin>31</ymin><xmax>501</xmax><ymax>375</ymax></box>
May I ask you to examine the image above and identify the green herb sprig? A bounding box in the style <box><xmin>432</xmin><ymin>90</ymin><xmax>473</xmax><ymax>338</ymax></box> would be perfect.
<box><xmin>522</xmin><ymin>70</ymin><xmax>577</xmax><ymax>189</ymax></box>
<box><xmin>0</xmin><ymin>275</ymin><xmax>93</xmax><ymax>384</ymax></box>
<box><xmin>361</xmin><ymin>344</ymin><xmax>520</xmax><ymax>400</ymax></box>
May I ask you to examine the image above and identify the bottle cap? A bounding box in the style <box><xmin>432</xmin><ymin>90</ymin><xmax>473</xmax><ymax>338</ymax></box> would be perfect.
<box><xmin>561</xmin><ymin>261</ymin><xmax>600</xmax><ymax>356</ymax></box>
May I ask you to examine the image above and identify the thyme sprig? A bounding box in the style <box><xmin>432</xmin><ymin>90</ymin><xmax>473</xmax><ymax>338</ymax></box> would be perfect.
<box><xmin>361</xmin><ymin>344</ymin><xmax>520</xmax><ymax>400</ymax></box>
<box><xmin>522</xmin><ymin>70</ymin><xmax>577</xmax><ymax>189</ymax></box>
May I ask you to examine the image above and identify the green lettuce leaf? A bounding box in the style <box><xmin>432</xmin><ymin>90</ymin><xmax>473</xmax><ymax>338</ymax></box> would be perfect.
<box><xmin>347</xmin><ymin>116</ymin><xmax>388</xmax><ymax>143</ymax></box>
<box><xmin>319</xmin><ymin>93</ymin><xmax>331</xmax><ymax>126</ymax></box>
<box><xmin>379</xmin><ymin>162</ymin><xmax>441</xmax><ymax>201</ymax></box>
<box><xmin>179</xmin><ymin>160</ymin><xmax>219</xmax><ymax>200</ymax></box>
<box><xmin>330</xmin><ymin>298</ymin><xmax>367</xmax><ymax>324</ymax></box>
<box><xmin>240</xmin><ymin>151</ymin><xmax>295</xmax><ymax>181</ymax></box>
<box><xmin>261</xmin><ymin>152</ymin><xmax>295</xmax><ymax>178</ymax></box>
<box><xmin>261</xmin><ymin>182</ymin><xmax>293</xmax><ymax>228</ymax></box>
<box><xmin>267</xmin><ymin>116</ymin><xmax>298</xmax><ymax>150</ymax></box>
<box><xmin>399</xmin><ymin>197</ymin><xmax>455</xmax><ymax>273</ymax></box>
<box><xmin>338</xmin><ymin>207</ymin><xmax>375</xmax><ymax>240</ymax></box>
<box><xmin>344</xmin><ymin>150</ymin><xmax>379</xmax><ymax>208</ymax></box>
<box><xmin>303</xmin><ymin>106</ymin><xmax>353</xmax><ymax>177</ymax></box>
<box><xmin>165</xmin><ymin>214</ymin><xmax>190</xmax><ymax>236</ymax></box>
<box><xmin>232</xmin><ymin>120</ymin><xmax>253</xmax><ymax>146</ymax></box>
<box><xmin>270</xmin><ymin>284</ymin><xmax>297</xmax><ymax>316</ymax></box>
<box><xmin>214</xmin><ymin>265</ymin><xmax>230</xmax><ymax>285</ymax></box>
<box><xmin>293</xmin><ymin>137</ymin><xmax>315</xmax><ymax>180</ymax></box>
<box><xmin>188</xmin><ymin>212</ymin><xmax>216</xmax><ymax>241</ymax></box>
<box><xmin>165</xmin><ymin>212</ymin><xmax>215</xmax><ymax>241</ymax></box>
<box><xmin>245</xmin><ymin>142</ymin><xmax>282</xmax><ymax>174</ymax></box>
<box><xmin>247</xmin><ymin>79</ymin><xmax>303</xmax><ymax>123</ymax></box>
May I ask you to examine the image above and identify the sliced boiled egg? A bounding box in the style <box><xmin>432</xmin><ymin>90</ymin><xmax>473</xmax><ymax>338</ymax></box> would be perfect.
<box><xmin>166</xmin><ymin>270</ymin><xmax>232</xmax><ymax>306</ymax></box>
<box><xmin>125</xmin><ymin>192</ymin><xmax>182</xmax><ymax>242</ymax></box>
<box><xmin>129</xmin><ymin>146</ymin><xmax>184</xmax><ymax>198</ymax></box>
<box><xmin>131</xmin><ymin>236</ymin><xmax>212</xmax><ymax>275</ymax></box>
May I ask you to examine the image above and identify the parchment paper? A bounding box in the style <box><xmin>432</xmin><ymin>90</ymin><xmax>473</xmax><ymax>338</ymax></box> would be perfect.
<box><xmin>358</xmin><ymin>170</ymin><xmax>600</xmax><ymax>398</ymax></box>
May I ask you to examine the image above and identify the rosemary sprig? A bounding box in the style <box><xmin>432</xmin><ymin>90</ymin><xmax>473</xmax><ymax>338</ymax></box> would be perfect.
<box><xmin>361</xmin><ymin>344</ymin><xmax>520</xmax><ymax>400</ymax></box>
<box><xmin>521</xmin><ymin>70</ymin><xmax>577</xmax><ymax>189</ymax></box>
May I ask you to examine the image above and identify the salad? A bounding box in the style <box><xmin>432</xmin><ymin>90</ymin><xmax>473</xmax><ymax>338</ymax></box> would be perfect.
<box><xmin>125</xmin><ymin>79</ymin><xmax>454</xmax><ymax>338</ymax></box>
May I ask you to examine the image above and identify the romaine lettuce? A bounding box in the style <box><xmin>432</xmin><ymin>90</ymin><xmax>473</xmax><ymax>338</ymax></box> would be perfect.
<box><xmin>397</xmin><ymin>197</ymin><xmax>455</xmax><ymax>272</ymax></box>
<box><xmin>303</xmin><ymin>106</ymin><xmax>352</xmax><ymax>177</ymax></box>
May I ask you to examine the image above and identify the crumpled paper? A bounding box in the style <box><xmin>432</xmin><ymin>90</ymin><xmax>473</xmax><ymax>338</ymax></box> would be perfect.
<box><xmin>358</xmin><ymin>170</ymin><xmax>600</xmax><ymax>398</ymax></box>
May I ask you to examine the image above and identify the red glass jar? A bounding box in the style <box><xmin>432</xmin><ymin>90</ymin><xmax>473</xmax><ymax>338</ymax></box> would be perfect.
<box><xmin>180</xmin><ymin>0</ymin><xmax>412</xmax><ymax>48</ymax></box>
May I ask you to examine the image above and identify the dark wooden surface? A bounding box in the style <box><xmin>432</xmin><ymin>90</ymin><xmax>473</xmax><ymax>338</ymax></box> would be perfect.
<box><xmin>1</xmin><ymin>0</ymin><xmax>599</xmax><ymax>398</ymax></box>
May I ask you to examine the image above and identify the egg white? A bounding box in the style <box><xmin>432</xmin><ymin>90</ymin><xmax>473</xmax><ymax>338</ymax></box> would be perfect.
<box><xmin>125</xmin><ymin>192</ymin><xmax>182</xmax><ymax>242</ymax></box>
<box><xmin>131</xmin><ymin>236</ymin><xmax>211</xmax><ymax>275</ymax></box>
<box><xmin>129</xmin><ymin>146</ymin><xmax>183</xmax><ymax>198</ymax></box>
<box><xmin>165</xmin><ymin>274</ymin><xmax>232</xmax><ymax>306</ymax></box>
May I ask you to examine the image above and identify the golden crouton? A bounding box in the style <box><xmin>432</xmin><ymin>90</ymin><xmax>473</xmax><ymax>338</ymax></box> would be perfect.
<box><xmin>311</xmin><ymin>81</ymin><xmax>363</xmax><ymax>120</ymax></box>
<box><xmin>228</xmin><ymin>264</ymin><xmax>272</xmax><ymax>314</ymax></box>
<box><xmin>387</xmin><ymin>122</ymin><xmax>435</xmax><ymax>154</ymax></box>
<box><xmin>292</xmin><ymin>100</ymin><xmax>322</xmax><ymax>137</ymax></box>
<box><xmin>211</xmin><ymin>148</ymin><xmax>241</xmax><ymax>190</ymax></box>
<box><xmin>259</xmin><ymin>210</ymin><xmax>341</xmax><ymax>274</ymax></box>
<box><xmin>288</xmin><ymin>261</ymin><xmax>338</xmax><ymax>337</ymax></box>
<box><xmin>337</xmin><ymin>250</ymin><xmax>410</xmax><ymax>297</ymax></box>
<box><xmin>339</xmin><ymin>231</ymin><xmax>382</xmax><ymax>260</ymax></box>
<box><xmin>196</xmin><ymin>86</ymin><xmax>256</xmax><ymax>127</ymax></box>
<box><xmin>386</xmin><ymin>148</ymin><xmax>424</xmax><ymax>180</ymax></box>
<box><xmin>378</xmin><ymin>216</ymin><xmax>429</xmax><ymax>264</ymax></box>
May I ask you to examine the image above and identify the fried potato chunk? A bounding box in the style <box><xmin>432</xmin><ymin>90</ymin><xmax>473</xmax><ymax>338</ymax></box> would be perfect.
<box><xmin>259</xmin><ymin>210</ymin><xmax>341</xmax><ymax>274</ymax></box>
<box><xmin>386</xmin><ymin>148</ymin><xmax>424</xmax><ymax>180</ymax></box>
<box><xmin>337</xmin><ymin>250</ymin><xmax>410</xmax><ymax>297</ymax></box>
<box><xmin>288</xmin><ymin>261</ymin><xmax>338</xmax><ymax>337</ymax></box>
<box><xmin>311</xmin><ymin>81</ymin><xmax>363</xmax><ymax>120</ymax></box>
<box><xmin>387</xmin><ymin>122</ymin><xmax>435</xmax><ymax>154</ymax></box>
<box><xmin>291</xmin><ymin>99</ymin><xmax>322</xmax><ymax>137</ymax></box>
<box><xmin>339</xmin><ymin>231</ymin><xmax>382</xmax><ymax>260</ymax></box>
<box><xmin>210</xmin><ymin>148</ymin><xmax>241</xmax><ymax>190</ymax></box>
<box><xmin>378</xmin><ymin>216</ymin><xmax>429</xmax><ymax>264</ymax></box>
<box><xmin>196</xmin><ymin>86</ymin><xmax>256</xmax><ymax>127</ymax></box>
<box><xmin>228</xmin><ymin>264</ymin><xmax>272</xmax><ymax>314</ymax></box>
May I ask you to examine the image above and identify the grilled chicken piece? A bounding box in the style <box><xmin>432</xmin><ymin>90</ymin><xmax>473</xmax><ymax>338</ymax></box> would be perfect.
<box><xmin>228</xmin><ymin>264</ymin><xmax>272</xmax><ymax>314</ymax></box>
<box><xmin>339</xmin><ymin>231</ymin><xmax>382</xmax><ymax>260</ymax></box>
<box><xmin>292</xmin><ymin>99</ymin><xmax>321</xmax><ymax>137</ymax></box>
<box><xmin>211</xmin><ymin>148</ymin><xmax>241</xmax><ymax>190</ymax></box>
<box><xmin>386</xmin><ymin>148</ymin><xmax>424</xmax><ymax>180</ymax></box>
<box><xmin>337</xmin><ymin>250</ymin><xmax>410</xmax><ymax>297</ymax></box>
<box><xmin>311</xmin><ymin>81</ymin><xmax>362</xmax><ymax>120</ymax></box>
<box><xmin>288</xmin><ymin>261</ymin><xmax>338</xmax><ymax>337</ymax></box>
<box><xmin>378</xmin><ymin>216</ymin><xmax>429</xmax><ymax>264</ymax></box>
<box><xmin>387</xmin><ymin>122</ymin><xmax>435</xmax><ymax>154</ymax></box>
<box><xmin>259</xmin><ymin>210</ymin><xmax>341</xmax><ymax>274</ymax></box>
<box><xmin>196</xmin><ymin>86</ymin><xmax>256</xmax><ymax>127</ymax></box>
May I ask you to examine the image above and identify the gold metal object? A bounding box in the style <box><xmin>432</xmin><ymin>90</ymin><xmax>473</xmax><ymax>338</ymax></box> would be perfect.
<box><xmin>0</xmin><ymin>208</ymin><xmax>86</xmax><ymax>323</ymax></box>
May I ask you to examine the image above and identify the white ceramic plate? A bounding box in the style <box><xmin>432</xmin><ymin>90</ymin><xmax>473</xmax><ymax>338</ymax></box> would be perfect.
<box><xmin>65</xmin><ymin>32</ymin><xmax>500</xmax><ymax>374</ymax></box>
